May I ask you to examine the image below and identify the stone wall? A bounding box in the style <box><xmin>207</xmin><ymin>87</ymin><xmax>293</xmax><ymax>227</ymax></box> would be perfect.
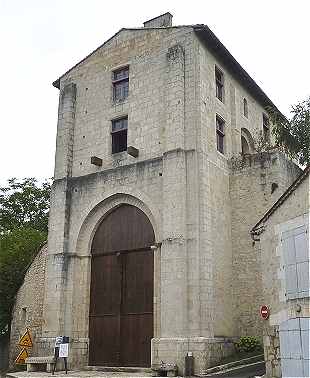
<box><xmin>9</xmin><ymin>245</ymin><xmax>48</xmax><ymax>367</ymax></box>
<box><xmin>258</xmin><ymin>175</ymin><xmax>309</xmax><ymax>378</ymax></box>
<box><xmin>12</xmin><ymin>17</ymin><xmax>304</xmax><ymax>376</ymax></box>
<box><xmin>230</xmin><ymin>152</ymin><xmax>300</xmax><ymax>337</ymax></box>
<box><xmin>196</xmin><ymin>33</ymin><xmax>283</xmax><ymax>339</ymax></box>
<box><xmin>44</xmin><ymin>24</ymin><xmax>210</xmax><ymax>373</ymax></box>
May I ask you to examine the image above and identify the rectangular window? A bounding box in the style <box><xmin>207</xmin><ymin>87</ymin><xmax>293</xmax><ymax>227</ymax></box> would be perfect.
<box><xmin>216</xmin><ymin>115</ymin><xmax>225</xmax><ymax>154</ymax></box>
<box><xmin>112</xmin><ymin>67</ymin><xmax>129</xmax><ymax>102</ymax></box>
<box><xmin>111</xmin><ymin>117</ymin><xmax>128</xmax><ymax>154</ymax></box>
<box><xmin>282</xmin><ymin>225</ymin><xmax>309</xmax><ymax>300</ymax></box>
<box><xmin>215</xmin><ymin>66</ymin><xmax>224</xmax><ymax>102</ymax></box>
<box><xmin>263</xmin><ymin>114</ymin><xmax>270</xmax><ymax>141</ymax></box>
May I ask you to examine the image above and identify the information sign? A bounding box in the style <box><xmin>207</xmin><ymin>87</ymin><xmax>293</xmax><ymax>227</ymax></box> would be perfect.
<box><xmin>59</xmin><ymin>343</ymin><xmax>69</xmax><ymax>358</ymax></box>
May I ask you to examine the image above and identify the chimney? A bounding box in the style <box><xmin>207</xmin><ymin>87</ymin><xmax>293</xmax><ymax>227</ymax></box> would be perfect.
<box><xmin>143</xmin><ymin>12</ymin><xmax>173</xmax><ymax>28</ymax></box>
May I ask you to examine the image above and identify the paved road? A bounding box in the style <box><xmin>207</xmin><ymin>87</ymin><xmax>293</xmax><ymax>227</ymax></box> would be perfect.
<box><xmin>205</xmin><ymin>361</ymin><xmax>265</xmax><ymax>378</ymax></box>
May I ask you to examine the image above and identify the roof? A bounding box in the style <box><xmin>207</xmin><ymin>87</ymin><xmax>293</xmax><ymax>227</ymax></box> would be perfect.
<box><xmin>251</xmin><ymin>165</ymin><xmax>310</xmax><ymax>234</ymax></box>
<box><xmin>193</xmin><ymin>25</ymin><xmax>281</xmax><ymax>112</ymax></box>
<box><xmin>52</xmin><ymin>23</ymin><xmax>282</xmax><ymax>114</ymax></box>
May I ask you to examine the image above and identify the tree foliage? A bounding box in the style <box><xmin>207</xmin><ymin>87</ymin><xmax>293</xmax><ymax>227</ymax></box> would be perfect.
<box><xmin>0</xmin><ymin>178</ymin><xmax>51</xmax><ymax>338</ymax></box>
<box><xmin>0</xmin><ymin>228</ymin><xmax>46</xmax><ymax>337</ymax></box>
<box><xmin>0</xmin><ymin>178</ymin><xmax>51</xmax><ymax>234</ymax></box>
<box><xmin>269</xmin><ymin>96</ymin><xmax>310</xmax><ymax>166</ymax></box>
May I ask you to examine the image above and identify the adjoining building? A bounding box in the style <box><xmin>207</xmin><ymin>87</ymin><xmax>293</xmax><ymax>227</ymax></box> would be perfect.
<box><xmin>9</xmin><ymin>13</ymin><xmax>303</xmax><ymax>375</ymax></box>
<box><xmin>251</xmin><ymin>166</ymin><xmax>309</xmax><ymax>378</ymax></box>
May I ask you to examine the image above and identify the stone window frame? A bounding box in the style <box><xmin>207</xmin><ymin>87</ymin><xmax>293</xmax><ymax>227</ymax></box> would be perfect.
<box><xmin>111</xmin><ymin>116</ymin><xmax>128</xmax><ymax>154</ymax></box>
<box><xmin>215</xmin><ymin>65</ymin><xmax>224</xmax><ymax>102</ymax></box>
<box><xmin>216</xmin><ymin>114</ymin><xmax>225</xmax><ymax>154</ymax></box>
<box><xmin>112</xmin><ymin>66</ymin><xmax>129</xmax><ymax>103</ymax></box>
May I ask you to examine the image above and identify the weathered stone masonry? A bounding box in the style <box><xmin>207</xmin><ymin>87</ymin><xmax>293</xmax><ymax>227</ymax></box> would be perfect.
<box><xmin>9</xmin><ymin>13</ymin><xmax>302</xmax><ymax>375</ymax></box>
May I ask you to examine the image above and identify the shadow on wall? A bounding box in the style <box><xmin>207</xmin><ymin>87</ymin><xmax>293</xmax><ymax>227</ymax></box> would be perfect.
<box><xmin>0</xmin><ymin>336</ymin><xmax>9</xmax><ymax>374</ymax></box>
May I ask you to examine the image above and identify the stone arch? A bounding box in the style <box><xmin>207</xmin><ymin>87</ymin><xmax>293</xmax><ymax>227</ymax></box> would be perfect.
<box><xmin>69</xmin><ymin>192</ymin><xmax>162</xmax><ymax>364</ymax></box>
<box><xmin>241</xmin><ymin>127</ymin><xmax>254</xmax><ymax>154</ymax></box>
<box><xmin>75</xmin><ymin>192</ymin><xmax>161</xmax><ymax>257</ymax></box>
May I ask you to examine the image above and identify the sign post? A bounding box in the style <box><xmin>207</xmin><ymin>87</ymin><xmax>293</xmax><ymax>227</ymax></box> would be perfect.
<box><xmin>14</xmin><ymin>348</ymin><xmax>29</xmax><ymax>364</ymax></box>
<box><xmin>18</xmin><ymin>328</ymin><xmax>33</xmax><ymax>348</ymax></box>
<box><xmin>260</xmin><ymin>305</ymin><xmax>270</xmax><ymax>320</ymax></box>
<box><xmin>15</xmin><ymin>328</ymin><xmax>33</xmax><ymax>365</ymax></box>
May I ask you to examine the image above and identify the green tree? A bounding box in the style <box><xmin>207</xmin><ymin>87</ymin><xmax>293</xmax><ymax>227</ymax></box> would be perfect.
<box><xmin>0</xmin><ymin>178</ymin><xmax>51</xmax><ymax>338</ymax></box>
<box><xmin>0</xmin><ymin>228</ymin><xmax>46</xmax><ymax>337</ymax></box>
<box><xmin>0</xmin><ymin>178</ymin><xmax>51</xmax><ymax>234</ymax></box>
<box><xmin>269</xmin><ymin>96</ymin><xmax>310</xmax><ymax>166</ymax></box>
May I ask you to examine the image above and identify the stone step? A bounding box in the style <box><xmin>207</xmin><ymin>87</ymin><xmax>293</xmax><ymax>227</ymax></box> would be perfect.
<box><xmin>85</xmin><ymin>366</ymin><xmax>152</xmax><ymax>374</ymax></box>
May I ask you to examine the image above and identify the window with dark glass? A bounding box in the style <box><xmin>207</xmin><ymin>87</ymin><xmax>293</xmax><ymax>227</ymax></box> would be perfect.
<box><xmin>215</xmin><ymin>66</ymin><xmax>224</xmax><ymax>102</ymax></box>
<box><xmin>263</xmin><ymin>114</ymin><xmax>270</xmax><ymax>141</ymax></box>
<box><xmin>243</xmin><ymin>98</ymin><xmax>248</xmax><ymax>118</ymax></box>
<box><xmin>111</xmin><ymin>117</ymin><xmax>128</xmax><ymax>154</ymax></box>
<box><xmin>216</xmin><ymin>115</ymin><xmax>225</xmax><ymax>154</ymax></box>
<box><xmin>112</xmin><ymin>67</ymin><xmax>129</xmax><ymax>102</ymax></box>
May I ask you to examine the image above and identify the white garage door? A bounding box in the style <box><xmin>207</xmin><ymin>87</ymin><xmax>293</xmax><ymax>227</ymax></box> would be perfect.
<box><xmin>279</xmin><ymin>318</ymin><xmax>310</xmax><ymax>377</ymax></box>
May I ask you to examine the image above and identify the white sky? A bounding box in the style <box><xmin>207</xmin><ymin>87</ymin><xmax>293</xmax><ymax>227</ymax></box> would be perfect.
<box><xmin>0</xmin><ymin>0</ymin><xmax>309</xmax><ymax>184</ymax></box>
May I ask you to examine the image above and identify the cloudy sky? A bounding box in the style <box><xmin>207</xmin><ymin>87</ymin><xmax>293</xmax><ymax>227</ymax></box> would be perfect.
<box><xmin>0</xmin><ymin>0</ymin><xmax>309</xmax><ymax>184</ymax></box>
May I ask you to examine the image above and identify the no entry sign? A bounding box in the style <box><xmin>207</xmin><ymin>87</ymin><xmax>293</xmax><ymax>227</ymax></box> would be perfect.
<box><xmin>260</xmin><ymin>305</ymin><xmax>270</xmax><ymax>319</ymax></box>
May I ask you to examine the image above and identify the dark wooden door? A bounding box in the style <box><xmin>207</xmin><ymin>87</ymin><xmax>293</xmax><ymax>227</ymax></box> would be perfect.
<box><xmin>89</xmin><ymin>205</ymin><xmax>155</xmax><ymax>367</ymax></box>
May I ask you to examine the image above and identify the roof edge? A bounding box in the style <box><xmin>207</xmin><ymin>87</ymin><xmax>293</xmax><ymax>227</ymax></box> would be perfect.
<box><xmin>52</xmin><ymin>25</ymin><xmax>195</xmax><ymax>89</ymax></box>
<box><xmin>193</xmin><ymin>25</ymin><xmax>283</xmax><ymax>116</ymax></box>
<box><xmin>251</xmin><ymin>165</ymin><xmax>310</xmax><ymax>233</ymax></box>
<box><xmin>52</xmin><ymin>28</ymin><xmax>126</xmax><ymax>89</ymax></box>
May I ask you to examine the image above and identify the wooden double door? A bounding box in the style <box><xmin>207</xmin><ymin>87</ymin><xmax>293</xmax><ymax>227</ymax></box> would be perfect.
<box><xmin>89</xmin><ymin>205</ymin><xmax>155</xmax><ymax>367</ymax></box>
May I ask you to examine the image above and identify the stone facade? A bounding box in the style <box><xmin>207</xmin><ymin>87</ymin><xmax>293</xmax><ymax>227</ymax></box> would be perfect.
<box><xmin>9</xmin><ymin>13</ymin><xmax>303</xmax><ymax>375</ymax></box>
<box><xmin>230</xmin><ymin>153</ymin><xmax>300</xmax><ymax>337</ymax></box>
<box><xmin>252</xmin><ymin>172</ymin><xmax>309</xmax><ymax>378</ymax></box>
<box><xmin>9</xmin><ymin>245</ymin><xmax>48</xmax><ymax>367</ymax></box>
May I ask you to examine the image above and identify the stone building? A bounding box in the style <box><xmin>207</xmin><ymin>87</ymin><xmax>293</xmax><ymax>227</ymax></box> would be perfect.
<box><xmin>251</xmin><ymin>166</ymin><xmax>309</xmax><ymax>378</ymax></box>
<box><xmin>9</xmin><ymin>13</ymin><xmax>302</xmax><ymax>375</ymax></box>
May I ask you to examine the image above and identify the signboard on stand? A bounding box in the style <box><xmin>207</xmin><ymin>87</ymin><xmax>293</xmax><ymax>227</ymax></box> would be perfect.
<box><xmin>53</xmin><ymin>336</ymin><xmax>69</xmax><ymax>375</ymax></box>
<box><xmin>59</xmin><ymin>343</ymin><xmax>69</xmax><ymax>358</ymax></box>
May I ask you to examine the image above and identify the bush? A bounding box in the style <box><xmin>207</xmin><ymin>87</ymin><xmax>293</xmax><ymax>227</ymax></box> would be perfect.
<box><xmin>235</xmin><ymin>336</ymin><xmax>262</xmax><ymax>353</ymax></box>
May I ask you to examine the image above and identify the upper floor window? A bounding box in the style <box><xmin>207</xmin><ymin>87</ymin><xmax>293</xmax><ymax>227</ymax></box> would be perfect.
<box><xmin>216</xmin><ymin>115</ymin><xmax>225</xmax><ymax>154</ymax></box>
<box><xmin>263</xmin><ymin>113</ymin><xmax>270</xmax><ymax>141</ymax></box>
<box><xmin>111</xmin><ymin>117</ymin><xmax>127</xmax><ymax>154</ymax></box>
<box><xmin>215</xmin><ymin>66</ymin><xmax>224</xmax><ymax>102</ymax></box>
<box><xmin>243</xmin><ymin>98</ymin><xmax>248</xmax><ymax>118</ymax></box>
<box><xmin>112</xmin><ymin>67</ymin><xmax>129</xmax><ymax>102</ymax></box>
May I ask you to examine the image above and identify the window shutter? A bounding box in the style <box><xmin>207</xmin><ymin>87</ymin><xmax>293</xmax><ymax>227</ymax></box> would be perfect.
<box><xmin>282</xmin><ymin>231</ymin><xmax>296</xmax><ymax>265</ymax></box>
<box><xmin>294</xmin><ymin>227</ymin><xmax>309</xmax><ymax>297</ymax></box>
<box><xmin>282</xmin><ymin>225</ymin><xmax>309</xmax><ymax>300</ymax></box>
<box><xmin>285</xmin><ymin>264</ymin><xmax>298</xmax><ymax>299</ymax></box>
<box><xmin>282</xmin><ymin>231</ymin><xmax>298</xmax><ymax>299</ymax></box>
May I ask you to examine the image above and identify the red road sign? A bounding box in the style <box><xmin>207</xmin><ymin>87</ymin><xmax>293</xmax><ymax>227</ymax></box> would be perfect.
<box><xmin>260</xmin><ymin>305</ymin><xmax>270</xmax><ymax>319</ymax></box>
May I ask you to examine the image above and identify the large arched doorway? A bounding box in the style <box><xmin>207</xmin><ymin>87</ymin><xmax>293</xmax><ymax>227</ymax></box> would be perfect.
<box><xmin>89</xmin><ymin>204</ymin><xmax>155</xmax><ymax>367</ymax></box>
